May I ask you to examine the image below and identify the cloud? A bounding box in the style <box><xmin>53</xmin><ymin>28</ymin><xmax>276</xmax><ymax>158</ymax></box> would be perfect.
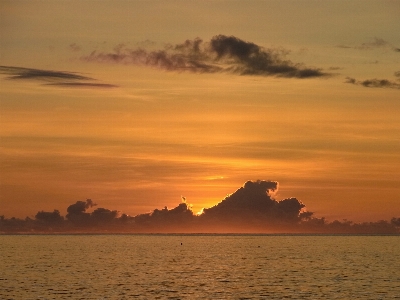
<box><xmin>45</xmin><ymin>82</ymin><xmax>118</xmax><ymax>88</ymax></box>
<box><xmin>66</xmin><ymin>199</ymin><xmax>96</xmax><ymax>224</ymax></box>
<box><xmin>35</xmin><ymin>210</ymin><xmax>64</xmax><ymax>223</ymax></box>
<box><xmin>358</xmin><ymin>37</ymin><xmax>390</xmax><ymax>50</ymax></box>
<box><xmin>69</xmin><ymin>43</ymin><xmax>81</xmax><ymax>52</ymax></box>
<box><xmin>345</xmin><ymin>76</ymin><xmax>400</xmax><ymax>89</ymax></box>
<box><xmin>133</xmin><ymin>203</ymin><xmax>194</xmax><ymax>231</ymax></box>
<box><xmin>1</xmin><ymin>181</ymin><xmax>399</xmax><ymax>233</ymax></box>
<box><xmin>392</xmin><ymin>217</ymin><xmax>400</xmax><ymax>226</ymax></box>
<box><xmin>338</xmin><ymin>37</ymin><xmax>400</xmax><ymax>53</ymax></box>
<box><xmin>0</xmin><ymin>65</ymin><xmax>91</xmax><ymax>81</ymax></box>
<box><xmin>200</xmin><ymin>180</ymin><xmax>305</xmax><ymax>224</ymax></box>
<box><xmin>91</xmin><ymin>208</ymin><xmax>119</xmax><ymax>223</ymax></box>
<box><xmin>81</xmin><ymin>35</ymin><xmax>327</xmax><ymax>78</ymax></box>
<box><xmin>0</xmin><ymin>65</ymin><xmax>118</xmax><ymax>88</ymax></box>
<box><xmin>66</xmin><ymin>199</ymin><xmax>96</xmax><ymax>215</ymax></box>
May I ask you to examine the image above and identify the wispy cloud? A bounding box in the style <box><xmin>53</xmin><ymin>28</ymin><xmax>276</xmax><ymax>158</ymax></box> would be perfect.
<box><xmin>0</xmin><ymin>65</ymin><xmax>91</xmax><ymax>80</ymax></box>
<box><xmin>337</xmin><ymin>37</ymin><xmax>400</xmax><ymax>53</ymax></box>
<box><xmin>0</xmin><ymin>65</ymin><xmax>118</xmax><ymax>88</ymax></box>
<box><xmin>358</xmin><ymin>37</ymin><xmax>391</xmax><ymax>50</ymax></box>
<box><xmin>45</xmin><ymin>82</ymin><xmax>118</xmax><ymax>88</ymax></box>
<box><xmin>81</xmin><ymin>35</ymin><xmax>327</xmax><ymax>78</ymax></box>
<box><xmin>69</xmin><ymin>43</ymin><xmax>82</xmax><ymax>52</ymax></box>
<box><xmin>345</xmin><ymin>75</ymin><xmax>400</xmax><ymax>89</ymax></box>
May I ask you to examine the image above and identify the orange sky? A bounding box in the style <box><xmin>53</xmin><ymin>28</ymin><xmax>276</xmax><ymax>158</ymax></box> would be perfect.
<box><xmin>1</xmin><ymin>0</ymin><xmax>400</xmax><ymax>222</ymax></box>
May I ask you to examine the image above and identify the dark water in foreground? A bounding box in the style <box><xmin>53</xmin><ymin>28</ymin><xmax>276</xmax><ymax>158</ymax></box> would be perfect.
<box><xmin>1</xmin><ymin>235</ymin><xmax>399</xmax><ymax>299</ymax></box>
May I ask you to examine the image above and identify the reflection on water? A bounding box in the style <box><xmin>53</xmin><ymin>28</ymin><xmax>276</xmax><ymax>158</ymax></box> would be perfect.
<box><xmin>1</xmin><ymin>235</ymin><xmax>399</xmax><ymax>299</ymax></box>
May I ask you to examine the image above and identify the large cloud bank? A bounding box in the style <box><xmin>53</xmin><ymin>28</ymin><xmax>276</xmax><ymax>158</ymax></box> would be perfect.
<box><xmin>1</xmin><ymin>180</ymin><xmax>399</xmax><ymax>234</ymax></box>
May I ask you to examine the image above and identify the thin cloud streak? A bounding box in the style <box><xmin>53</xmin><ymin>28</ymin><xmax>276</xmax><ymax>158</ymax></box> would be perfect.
<box><xmin>0</xmin><ymin>65</ymin><xmax>92</xmax><ymax>80</ymax></box>
<box><xmin>81</xmin><ymin>35</ymin><xmax>327</xmax><ymax>78</ymax></box>
<box><xmin>0</xmin><ymin>65</ymin><xmax>118</xmax><ymax>88</ymax></box>
<box><xmin>345</xmin><ymin>76</ymin><xmax>400</xmax><ymax>89</ymax></box>
<box><xmin>45</xmin><ymin>82</ymin><xmax>118</xmax><ymax>88</ymax></box>
<box><xmin>337</xmin><ymin>37</ymin><xmax>400</xmax><ymax>53</ymax></box>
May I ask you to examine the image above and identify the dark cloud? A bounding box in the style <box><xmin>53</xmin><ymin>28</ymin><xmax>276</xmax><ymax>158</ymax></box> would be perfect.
<box><xmin>83</xmin><ymin>43</ymin><xmax>221</xmax><ymax>73</ymax></box>
<box><xmin>345</xmin><ymin>77</ymin><xmax>357</xmax><ymax>84</ymax></box>
<box><xmin>200</xmin><ymin>180</ymin><xmax>305</xmax><ymax>224</ymax></box>
<box><xmin>392</xmin><ymin>217</ymin><xmax>400</xmax><ymax>226</ymax></box>
<box><xmin>133</xmin><ymin>203</ymin><xmax>194</xmax><ymax>232</ymax></box>
<box><xmin>67</xmin><ymin>199</ymin><xmax>96</xmax><ymax>215</ymax></box>
<box><xmin>66</xmin><ymin>199</ymin><xmax>96</xmax><ymax>224</ymax></box>
<box><xmin>91</xmin><ymin>208</ymin><xmax>119</xmax><ymax>223</ymax></box>
<box><xmin>35</xmin><ymin>210</ymin><xmax>64</xmax><ymax>223</ymax></box>
<box><xmin>345</xmin><ymin>76</ymin><xmax>400</xmax><ymax>89</ymax></box>
<box><xmin>0</xmin><ymin>65</ymin><xmax>91</xmax><ymax>81</ymax></box>
<box><xmin>0</xmin><ymin>65</ymin><xmax>117</xmax><ymax>88</ymax></box>
<box><xmin>209</xmin><ymin>35</ymin><xmax>324</xmax><ymax>78</ymax></box>
<box><xmin>1</xmin><ymin>181</ymin><xmax>399</xmax><ymax>234</ymax></box>
<box><xmin>360</xmin><ymin>79</ymin><xmax>400</xmax><ymax>88</ymax></box>
<box><xmin>81</xmin><ymin>35</ymin><xmax>327</xmax><ymax>78</ymax></box>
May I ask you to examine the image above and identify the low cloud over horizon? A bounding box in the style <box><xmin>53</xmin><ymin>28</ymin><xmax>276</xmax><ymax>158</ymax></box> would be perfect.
<box><xmin>1</xmin><ymin>180</ymin><xmax>399</xmax><ymax>234</ymax></box>
<box><xmin>81</xmin><ymin>35</ymin><xmax>327</xmax><ymax>78</ymax></box>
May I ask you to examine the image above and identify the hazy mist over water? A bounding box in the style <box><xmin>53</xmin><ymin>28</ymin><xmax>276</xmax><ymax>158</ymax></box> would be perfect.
<box><xmin>1</xmin><ymin>235</ymin><xmax>399</xmax><ymax>299</ymax></box>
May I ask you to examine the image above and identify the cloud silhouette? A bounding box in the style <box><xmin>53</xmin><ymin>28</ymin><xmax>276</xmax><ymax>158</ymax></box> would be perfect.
<box><xmin>35</xmin><ymin>210</ymin><xmax>64</xmax><ymax>223</ymax></box>
<box><xmin>200</xmin><ymin>180</ymin><xmax>305</xmax><ymax>224</ymax></box>
<box><xmin>0</xmin><ymin>65</ymin><xmax>91</xmax><ymax>81</ymax></box>
<box><xmin>67</xmin><ymin>199</ymin><xmax>96</xmax><ymax>215</ymax></box>
<box><xmin>345</xmin><ymin>76</ymin><xmax>400</xmax><ymax>89</ymax></box>
<box><xmin>81</xmin><ymin>35</ymin><xmax>327</xmax><ymax>78</ymax></box>
<box><xmin>66</xmin><ymin>199</ymin><xmax>96</xmax><ymax>224</ymax></box>
<box><xmin>133</xmin><ymin>203</ymin><xmax>194</xmax><ymax>232</ymax></box>
<box><xmin>209</xmin><ymin>35</ymin><xmax>324</xmax><ymax>78</ymax></box>
<box><xmin>91</xmin><ymin>208</ymin><xmax>119</xmax><ymax>223</ymax></box>
<box><xmin>0</xmin><ymin>65</ymin><xmax>118</xmax><ymax>88</ymax></box>
<box><xmin>1</xmin><ymin>181</ymin><xmax>399</xmax><ymax>234</ymax></box>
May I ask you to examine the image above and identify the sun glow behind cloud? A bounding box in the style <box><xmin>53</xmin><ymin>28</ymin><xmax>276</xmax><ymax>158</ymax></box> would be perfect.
<box><xmin>2</xmin><ymin>64</ymin><xmax>399</xmax><ymax>221</ymax></box>
<box><xmin>1</xmin><ymin>0</ymin><xmax>400</xmax><ymax>224</ymax></box>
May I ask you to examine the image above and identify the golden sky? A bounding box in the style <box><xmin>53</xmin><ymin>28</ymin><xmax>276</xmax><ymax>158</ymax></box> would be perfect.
<box><xmin>1</xmin><ymin>0</ymin><xmax>400</xmax><ymax>222</ymax></box>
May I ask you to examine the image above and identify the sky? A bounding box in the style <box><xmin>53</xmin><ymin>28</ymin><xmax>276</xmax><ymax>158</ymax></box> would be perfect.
<box><xmin>1</xmin><ymin>0</ymin><xmax>400</xmax><ymax>224</ymax></box>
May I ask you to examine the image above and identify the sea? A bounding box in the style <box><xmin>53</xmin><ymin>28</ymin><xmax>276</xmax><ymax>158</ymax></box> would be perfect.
<box><xmin>0</xmin><ymin>235</ymin><xmax>399</xmax><ymax>299</ymax></box>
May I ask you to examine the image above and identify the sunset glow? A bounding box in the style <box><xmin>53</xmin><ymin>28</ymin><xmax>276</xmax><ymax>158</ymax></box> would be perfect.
<box><xmin>1</xmin><ymin>0</ymin><xmax>400</xmax><ymax>233</ymax></box>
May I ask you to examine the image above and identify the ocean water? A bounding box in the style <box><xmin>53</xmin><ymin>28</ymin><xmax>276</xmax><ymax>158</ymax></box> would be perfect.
<box><xmin>0</xmin><ymin>235</ymin><xmax>399</xmax><ymax>299</ymax></box>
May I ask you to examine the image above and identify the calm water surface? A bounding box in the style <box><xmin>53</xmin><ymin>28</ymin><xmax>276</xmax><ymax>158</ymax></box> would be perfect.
<box><xmin>1</xmin><ymin>235</ymin><xmax>399</xmax><ymax>299</ymax></box>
